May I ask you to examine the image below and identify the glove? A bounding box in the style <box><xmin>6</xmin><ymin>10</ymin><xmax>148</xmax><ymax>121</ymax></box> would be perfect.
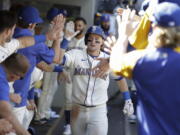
<box><xmin>64</xmin><ymin>21</ymin><xmax>80</xmax><ymax>41</ymax></box>
<box><xmin>123</xmin><ymin>99</ymin><xmax>134</xmax><ymax>116</ymax></box>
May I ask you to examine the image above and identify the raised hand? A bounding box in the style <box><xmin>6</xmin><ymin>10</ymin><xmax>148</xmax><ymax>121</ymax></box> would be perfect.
<box><xmin>46</xmin><ymin>14</ymin><xmax>65</xmax><ymax>41</ymax></box>
<box><xmin>103</xmin><ymin>36</ymin><xmax>117</xmax><ymax>54</ymax></box>
<box><xmin>64</xmin><ymin>21</ymin><xmax>80</xmax><ymax>41</ymax></box>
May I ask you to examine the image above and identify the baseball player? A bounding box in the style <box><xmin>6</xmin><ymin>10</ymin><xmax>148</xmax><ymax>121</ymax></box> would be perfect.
<box><xmin>59</xmin><ymin>25</ymin><xmax>133</xmax><ymax>135</ymax></box>
<box><xmin>59</xmin><ymin>17</ymin><xmax>87</xmax><ymax>135</ymax></box>
<box><xmin>110</xmin><ymin>2</ymin><xmax>180</xmax><ymax>135</ymax></box>
<box><xmin>9</xmin><ymin>6</ymin><xmax>65</xmax><ymax>132</ymax></box>
<box><xmin>35</xmin><ymin>7</ymin><xmax>68</xmax><ymax>122</ymax></box>
<box><xmin>100</xmin><ymin>14</ymin><xmax>115</xmax><ymax>37</ymax></box>
<box><xmin>0</xmin><ymin>10</ymin><xmax>61</xmax><ymax>63</ymax></box>
<box><xmin>0</xmin><ymin>53</ymin><xmax>30</xmax><ymax>135</ymax></box>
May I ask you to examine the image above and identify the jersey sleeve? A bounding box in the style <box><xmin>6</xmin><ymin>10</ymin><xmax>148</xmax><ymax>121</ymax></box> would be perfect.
<box><xmin>0</xmin><ymin>79</ymin><xmax>10</xmax><ymax>101</ymax></box>
<box><xmin>129</xmin><ymin>8</ymin><xmax>152</xmax><ymax>49</ymax></box>
<box><xmin>0</xmin><ymin>39</ymin><xmax>20</xmax><ymax>63</ymax></box>
<box><xmin>37</xmin><ymin>43</ymin><xmax>55</xmax><ymax>64</ymax></box>
<box><xmin>28</xmin><ymin>88</ymin><xmax>35</xmax><ymax>100</ymax></box>
<box><xmin>64</xmin><ymin>50</ymin><xmax>76</xmax><ymax>68</ymax></box>
<box><xmin>111</xmin><ymin>50</ymin><xmax>146</xmax><ymax>79</ymax></box>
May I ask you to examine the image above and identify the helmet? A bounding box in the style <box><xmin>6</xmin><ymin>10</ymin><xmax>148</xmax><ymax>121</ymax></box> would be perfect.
<box><xmin>85</xmin><ymin>26</ymin><xmax>105</xmax><ymax>44</ymax></box>
<box><xmin>100</xmin><ymin>14</ymin><xmax>110</xmax><ymax>22</ymax></box>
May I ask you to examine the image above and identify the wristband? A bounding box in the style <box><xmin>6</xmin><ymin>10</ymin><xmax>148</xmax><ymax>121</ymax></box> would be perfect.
<box><xmin>34</xmin><ymin>35</ymin><xmax>46</xmax><ymax>44</ymax></box>
<box><xmin>61</xmin><ymin>38</ymin><xmax>69</xmax><ymax>49</ymax></box>
<box><xmin>53</xmin><ymin>66</ymin><xmax>64</xmax><ymax>72</ymax></box>
<box><xmin>122</xmin><ymin>91</ymin><xmax>131</xmax><ymax>100</ymax></box>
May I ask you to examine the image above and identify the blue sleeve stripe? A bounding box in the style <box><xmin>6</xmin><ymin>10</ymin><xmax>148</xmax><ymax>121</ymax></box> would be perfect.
<box><xmin>61</xmin><ymin>56</ymin><xmax>66</xmax><ymax>65</ymax></box>
<box><xmin>114</xmin><ymin>76</ymin><xmax>123</xmax><ymax>81</ymax></box>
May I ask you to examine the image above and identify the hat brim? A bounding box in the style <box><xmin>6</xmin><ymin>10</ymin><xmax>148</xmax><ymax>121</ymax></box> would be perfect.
<box><xmin>35</xmin><ymin>17</ymin><xmax>44</xmax><ymax>23</ymax></box>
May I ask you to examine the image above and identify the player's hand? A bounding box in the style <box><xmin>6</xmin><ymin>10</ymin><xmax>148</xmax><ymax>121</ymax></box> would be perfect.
<box><xmin>10</xmin><ymin>93</ymin><xmax>22</xmax><ymax>104</ymax></box>
<box><xmin>57</xmin><ymin>70</ymin><xmax>71</xmax><ymax>84</ymax></box>
<box><xmin>0</xmin><ymin>119</ymin><xmax>14</xmax><ymax>134</ymax></box>
<box><xmin>123</xmin><ymin>99</ymin><xmax>134</xmax><ymax>116</ymax></box>
<box><xmin>27</xmin><ymin>100</ymin><xmax>37</xmax><ymax>111</ymax></box>
<box><xmin>116</xmin><ymin>9</ymin><xmax>136</xmax><ymax>39</ymax></box>
<box><xmin>93</xmin><ymin>58</ymin><xmax>110</xmax><ymax>78</ymax></box>
<box><xmin>46</xmin><ymin>14</ymin><xmax>65</xmax><ymax>41</ymax></box>
<box><xmin>102</xmin><ymin>36</ymin><xmax>117</xmax><ymax>54</ymax></box>
<box><xmin>64</xmin><ymin>21</ymin><xmax>80</xmax><ymax>41</ymax></box>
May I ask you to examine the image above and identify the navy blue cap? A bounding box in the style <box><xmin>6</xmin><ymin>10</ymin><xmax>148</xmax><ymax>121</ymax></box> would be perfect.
<box><xmin>100</xmin><ymin>14</ymin><xmax>110</xmax><ymax>22</ymax></box>
<box><xmin>151</xmin><ymin>2</ymin><xmax>180</xmax><ymax>27</ymax></box>
<box><xmin>59</xmin><ymin>9</ymin><xmax>68</xmax><ymax>17</ymax></box>
<box><xmin>18</xmin><ymin>6</ymin><xmax>43</xmax><ymax>24</ymax></box>
<box><xmin>47</xmin><ymin>7</ymin><xmax>60</xmax><ymax>21</ymax></box>
<box><xmin>85</xmin><ymin>26</ymin><xmax>105</xmax><ymax>44</ymax></box>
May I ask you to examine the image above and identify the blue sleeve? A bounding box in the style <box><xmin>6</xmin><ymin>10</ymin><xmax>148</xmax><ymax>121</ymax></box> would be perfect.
<box><xmin>53</xmin><ymin>65</ymin><xmax>64</xmax><ymax>72</ymax></box>
<box><xmin>61</xmin><ymin>56</ymin><xmax>66</xmax><ymax>65</ymax></box>
<box><xmin>28</xmin><ymin>88</ymin><xmax>35</xmax><ymax>100</ymax></box>
<box><xmin>127</xmin><ymin>42</ymin><xmax>135</xmax><ymax>52</ymax></box>
<box><xmin>0</xmin><ymin>79</ymin><xmax>10</xmax><ymax>101</ymax></box>
<box><xmin>37</xmin><ymin>43</ymin><xmax>55</xmax><ymax>64</ymax></box>
<box><xmin>114</xmin><ymin>76</ymin><xmax>123</xmax><ymax>81</ymax></box>
<box><xmin>61</xmin><ymin>38</ymin><xmax>69</xmax><ymax>50</ymax></box>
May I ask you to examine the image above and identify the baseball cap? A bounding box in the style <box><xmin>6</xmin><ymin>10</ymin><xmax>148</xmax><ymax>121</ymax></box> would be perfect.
<box><xmin>85</xmin><ymin>26</ymin><xmax>105</xmax><ymax>44</ymax></box>
<box><xmin>150</xmin><ymin>2</ymin><xmax>180</xmax><ymax>27</ymax></box>
<box><xmin>18</xmin><ymin>6</ymin><xmax>43</xmax><ymax>24</ymax></box>
<box><xmin>59</xmin><ymin>9</ymin><xmax>68</xmax><ymax>17</ymax></box>
<box><xmin>100</xmin><ymin>14</ymin><xmax>110</xmax><ymax>22</ymax></box>
<box><xmin>47</xmin><ymin>7</ymin><xmax>60</xmax><ymax>21</ymax></box>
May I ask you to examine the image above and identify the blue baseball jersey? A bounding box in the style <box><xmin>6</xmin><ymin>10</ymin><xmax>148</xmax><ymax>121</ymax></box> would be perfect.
<box><xmin>0</xmin><ymin>65</ymin><xmax>10</xmax><ymax>101</ymax></box>
<box><xmin>133</xmin><ymin>48</ymin><xmax>180</xmax><ymax>135</ymax></box>
<box><xmin>13</xmin><ymin>28</ymin><xmax>55</xmax><ymax>107</ymax></box>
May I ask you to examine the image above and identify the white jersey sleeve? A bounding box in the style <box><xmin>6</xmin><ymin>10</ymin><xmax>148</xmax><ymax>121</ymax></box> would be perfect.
<box><xmin>64</xmin><ymin>49</ymin><xmax>78</xmax><ymax>68</ymax></box>
<box><xmin>0</xmin><ymin>39</ymin><xmax>20</xmax><ymax>63</ymax></box>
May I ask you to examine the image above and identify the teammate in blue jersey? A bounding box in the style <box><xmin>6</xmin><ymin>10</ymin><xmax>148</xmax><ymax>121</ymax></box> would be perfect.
<box><xmin>9</xmin><ymin>6</ymin><xmax>65</xmax><ymax>129</ymax></box>
<box><xmin>110</xmin><ymin>2</ymin><xmax>180</xmax><ymax>135</ymax></box>
<box><xmin>0</xmin><ymin>53</ymin><xmax>30</xmax><ymax>135</ymax></box>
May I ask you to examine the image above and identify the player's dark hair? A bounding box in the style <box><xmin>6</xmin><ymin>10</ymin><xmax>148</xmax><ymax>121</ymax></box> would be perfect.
<box><xmin>17</xmin><ymin>18</ymin><xmax>30</xmax><ymax>29</ymax></box>
<box><xmin>2</xmin><ymin>53</ymin><xmax>29</xmax><ymax>77</ymax></box>
<box><xmin>74</xmin><ymin>17</ymin><xmax>87</xmax><ymax>25</ymax></box>
<box><xmin>0</xmin><ymin>10</ymin><xmax>17</xmax><ymax>34</ymax></box>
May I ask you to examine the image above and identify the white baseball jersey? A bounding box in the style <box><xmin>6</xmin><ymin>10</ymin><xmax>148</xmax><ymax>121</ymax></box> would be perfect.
<box><xmin>64</xmin><ymin>49</ymin><xmax>110</xmax><ymax>106</ymax></box>
<box><xmin>66</xmin><ymin>36</ymin><xmax>86</xmax><ymax>51</ymax></box>
<box><xmin>0</xmin><ymin>39</ymin><xmax>20</xmax><ymax>63</ymax></box>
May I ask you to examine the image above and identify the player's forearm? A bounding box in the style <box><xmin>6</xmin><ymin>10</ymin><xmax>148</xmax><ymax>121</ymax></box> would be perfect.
<box><xmin>110</xmin><ymin>36</ymin><xmax>128</xmax><ymax>72</ymax></box>
<box><xmin>0</xmin><ymin>101</ymin><xmax>30</xmax><ymax>135</ymax></box>
<box><xmin>52</xmin><ymin>39</ymin><xmax>61</xmax><ymax>64</ymax></box>
<box><xmin>59</xmin><ymin>38</ymin><xmax>69</xmax><ymax>63</ymax></box>
<box><xmin>117</xmin><ymin>78</ymin><xmax>129</xmax><ymax>93</ymax></box>
<box><xmin>37</xmin><ymin>62</ymin><xmax>54</xmax><ymax>72</ymax></box>
<box><xmin>18</xmin><ymin>34</ymin><xmax>47</xmax><ymax>49</ymax></box>
<box><xmin>37</xmin><ymin>61</ymin><xmax>64</xmax><ymax>73</ymax></box>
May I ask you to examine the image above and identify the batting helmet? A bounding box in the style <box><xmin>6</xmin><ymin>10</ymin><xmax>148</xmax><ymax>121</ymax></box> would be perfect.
<box><xmin>85</xmin><ymin>26</ymin><xmax>105</xmax><ymax>45</ymax></box>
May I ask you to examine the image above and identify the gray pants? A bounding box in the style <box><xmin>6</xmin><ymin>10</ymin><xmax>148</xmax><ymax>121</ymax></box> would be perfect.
<box><xmin>71</xmin><ymin>103</ymin><xmax>108</xmax><ymax>135</ymax></box>
<box><xmin>36</xmin><ymin>72</ymin><xmax>58</xmax><ymax>120</ymax></box>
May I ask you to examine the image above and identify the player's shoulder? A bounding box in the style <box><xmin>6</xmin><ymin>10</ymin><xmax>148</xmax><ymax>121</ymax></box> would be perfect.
<box><xmin>4</xmin><ymin>38</ymin><xmax>20</xmax><ymax>48</ymax></box>
<box><xmin>66</xmin><ymin>48</ymin><xmax>84</xmax><ymax>54</ymax></box>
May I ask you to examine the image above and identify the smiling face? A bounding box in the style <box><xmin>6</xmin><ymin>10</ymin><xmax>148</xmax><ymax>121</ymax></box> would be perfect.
<box><xmin>87</xmin><ymin>33</ymin><xmax>103</xmax><ymax>55</ymax></box>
